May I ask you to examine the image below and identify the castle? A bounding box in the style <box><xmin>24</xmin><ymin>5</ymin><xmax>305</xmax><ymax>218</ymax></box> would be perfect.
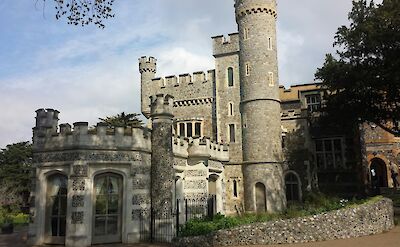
<box><xmin>28</xmin><ymin>0</ymin><xmax>400</xmax><ymax>246</ymax></box>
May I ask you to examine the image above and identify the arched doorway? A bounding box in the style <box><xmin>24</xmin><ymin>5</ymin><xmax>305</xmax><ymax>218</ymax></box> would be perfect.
<box><xmin>370</xmin><ymin>158</ymin><xmax>388</xmax><ymax>189</ymax></box>
<box><xmin>208</xmin><ymin>175</ymin><xmax>218</xmax><ymax>216</ymax></box>
<box><xmin>285</xmin><ymin>172</ymin><xmax>301</xmax><ymax>202</ymax></box>
<box><xmin>45</xmin><ymin>174</ymin><xmax>68</xmax><ymax>245</ymax></box>
<box><xmin>255</xmin><ymin>182</ymin><xmax>266</xmax><ymax>213</ymax></box>
<box><xmin>92</xmin><ymin>173</ymin><xmax>123</xmax><ymax>244</ymax></box>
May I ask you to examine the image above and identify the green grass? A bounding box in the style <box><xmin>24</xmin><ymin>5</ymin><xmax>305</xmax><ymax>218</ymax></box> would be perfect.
<box><xmin>178</xmin><ymin>194</ymin><xmax>383</xmax><ymax>237</ymax></box>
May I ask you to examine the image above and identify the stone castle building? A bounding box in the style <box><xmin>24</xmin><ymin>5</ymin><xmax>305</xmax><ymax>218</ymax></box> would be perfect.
<box><xmin>28</xmin><ymin>0</ymin><xmax>399</xmax><ymax>246</ymax></box>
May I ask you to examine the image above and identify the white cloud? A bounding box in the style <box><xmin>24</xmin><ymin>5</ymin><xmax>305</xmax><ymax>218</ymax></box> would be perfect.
<box><xmin>0</xmin><ymin>0</ymin><xmax>370</xmax><ymax>147</ymax></box>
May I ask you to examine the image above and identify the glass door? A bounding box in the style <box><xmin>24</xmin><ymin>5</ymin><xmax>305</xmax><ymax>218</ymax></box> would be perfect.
<box><xmin>92</xmin><ymin>173</ymin><xmax>122</xmax><ymax>244</ymax></box>
<box><xmin>45</xmin><ymin>174</ymin><xmax>67</xmax><ymax>244</ymax></box>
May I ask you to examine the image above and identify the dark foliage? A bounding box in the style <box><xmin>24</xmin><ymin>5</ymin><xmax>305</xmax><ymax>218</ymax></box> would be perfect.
<box><xmin>315</xmin><ymin>0</ymin><xmax>400</xmax><ymax>136</ymax></box>
<box><xmin>98</xmin><ymin>112</ymin><xmax>143</xmax><ymax>128</ymax></box>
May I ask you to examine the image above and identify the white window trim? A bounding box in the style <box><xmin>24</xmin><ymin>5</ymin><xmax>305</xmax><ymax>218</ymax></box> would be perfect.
<box><xmin>245</xmin><ymin>63</ymin><xmax>250</xmax><ymax>76</ymax></box>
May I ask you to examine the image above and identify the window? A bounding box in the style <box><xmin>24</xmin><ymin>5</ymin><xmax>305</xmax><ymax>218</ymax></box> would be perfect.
<box><xmin>229</xmin><ymin>124</ymin><xmax>236</xmax><ymax>143</ymax></box>
<box><xmin>179</xmin><ymin>123</ymin><xmax>185</xmax><ymax>137</ymax></box>
<box><xmin>187</xmin><ymin>123</ymin><xmax>193</xmax><ymax>137</ymax></box>
<box><xmin>268</xmin><ymin>72</ymin><xmax>274</xmax><ymax>86</ymax></box>
<box><xmin>176</xmin><ymin>121</ymin><xmax>203</xmax><ymax>138</ymax></box>
<box><xmin>315</xmin><ymin>138</ymin><xmax>344</xmax><ymax>169</ymax></box>
<box><xmin>228</xmin><ymin>102</ymin><xmax>234</xmax><ymax>116</ymax></box>
<box><xmin>285</xmin><ymin>173</ymin><xmax>300</xmax><ymax>202</ymax></box>
<box><xmin>268</xmin><ymin>37</ymin><xmax>273</xmax><ymax>50</ymax></box>
<box><xmin>306</xmin><ymin>94</ymin><xmax>321</xmax><ymax>112</ymax></box>
<box><xmin>227</xmin><ymin>67</ymin><xmax>234</xmax><ymax>87</ymax></box>
<box><xmin>243</xmin><ymin>28</ymin><xmax>249</xmax><ymax>40</ymax></box>
<box><xmin>245</xmin><ymin>63</ymin><xmax>250</xmax><ymax>76</ymax></box>
<box><xmin>233</xmin><ymin>180</ymin><xmax>238</xmax><ymax>197</ymax></box>
<box><xmin>195</xmin><ymin>123</ymin><xmax>201</xmax><ymax>136</ymax></box>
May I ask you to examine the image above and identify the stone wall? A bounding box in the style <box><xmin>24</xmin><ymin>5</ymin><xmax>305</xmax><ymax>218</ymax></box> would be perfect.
<box><xmin>174</xmin><ymin>198</ymin><xmax>394</xmax><ymax>247</ymax></box>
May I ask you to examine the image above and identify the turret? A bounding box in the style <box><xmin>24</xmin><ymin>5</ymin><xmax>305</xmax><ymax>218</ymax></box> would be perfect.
<box><xmin>139</xmin><ymin>56</ymin><xmax>157</xmax><ymax>118</ymax></box>
<box><xmin>236</xmin><ymin>0</ymin><xmax>286</xmax><ymax>213</ymax></box>
<box><xmin>150</xmin><ymin>94</ymin><xmax>175</xmax><ymax>217</ymax></box>
<box><xmin>33</xmin><ymin>108</ymin><xmax>59</xmax><ymax>136</ymax></box>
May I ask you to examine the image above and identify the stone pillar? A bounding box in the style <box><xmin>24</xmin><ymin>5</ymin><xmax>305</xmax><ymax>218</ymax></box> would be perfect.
<box><xmin>235</xmin><ymin>0</ymin><xmax>286</xmax><ymax>212</ymax></box>
<box><xmin>150</xmin><ymin>94</ymin><xmax>175</xmax><ymax>216</ymax></box>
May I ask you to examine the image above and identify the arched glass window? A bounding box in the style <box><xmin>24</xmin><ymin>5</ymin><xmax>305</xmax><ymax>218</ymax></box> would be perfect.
<box><xmin>46</xmin><ymin>174</ymin><xmax>68</xmax><ymax>244</ymax></box>
<box><xmin>227</xmin><ymin>67</ymin><xmax>234</xmax><ymax>87</ymax></box>
<box><xmin>285</xmin><ymin>173</ymin><xmax>300</xmax><ymax>202</ymax></box>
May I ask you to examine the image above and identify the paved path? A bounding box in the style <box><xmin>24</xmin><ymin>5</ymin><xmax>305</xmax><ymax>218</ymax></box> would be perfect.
<box><xmin>1</xmin><ymin>226</ymin><xmax>399</xmax><ymax>247</ymax></box>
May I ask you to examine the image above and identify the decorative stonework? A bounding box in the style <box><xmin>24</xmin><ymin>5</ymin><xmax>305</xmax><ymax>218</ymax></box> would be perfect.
<box><xmin>71</xmin><ymin>211</ymin><xmax>84</xmax><ymax>224</ymax></box>
<box><xmin>132</xmin><ymin>208</ymin><xmax>150</xmax><ymax>220</ymax></box>
<box><xmin>185</xmin><ymin>170</ymin><xmax>207</xmax><ymax>177</ymax></box>
<box><xmin>131</xmin><ymin>166</ymin><xmax>151</xmax><ymax>176</ymax></box>
<box><xmin>185</xmin><ymin>180</ymin><xmax>207</xmax><ymax>190</ymax></box>
<box><xmin>72</xmin><ymin>195</ymin><xmax>84</xmax><ymax>207</ymax></box>
<box><xmin>34</xmin><ymin>151</ymin><xmax>142</xmax><ymax>163</ymax></box>
<box><xmin>72</xmin><ymin>179</ymin><xmax>85</xmax><ymax>191</ymax></box>
<box><xmin>132</xmin><ymin>194</ymin><xmax>151</xmax><ymax>206</ymax></box>
<box><xmin>72</xmin><ymin>165</ymin><xmax>88</xmax><ymax>177</ymax></box>
<box><xmin>132</xmin><ymin>177</ymin><xmax>150</xmax><ymax>189</ymax></box>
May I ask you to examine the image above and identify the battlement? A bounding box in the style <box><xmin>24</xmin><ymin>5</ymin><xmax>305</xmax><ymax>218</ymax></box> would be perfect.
<box><xmin>139</xmin><ymin>56</ymin><xmax>157</xmax><ymax>73</ymax></box>
<box><xmin>235</xmin><ymin>0</ymin><xmax>277</xmax><ymax>20</ymax></box>
<box><xmin>172</xmin><ymin>135</ymin><xmax>229</xmax><ymax>162</ymax></box>
<box><xmin>33</xmin><ymin>121</ymin><xmax>152</xmax><ymax>153</ymax></box>
<box><xmin>35</xmin><ymin>108</ymin><xmax>59</xmax><ymax>132</ymax></box>
<box><xmin>151</xmin><ymin>70</ymin><xmax>215</xmax><ymax>88</ymax></box>
<box><xmin>212</xmin><ymin>33</ymin><xmax>240</xmax><ymax>57</ymax></box>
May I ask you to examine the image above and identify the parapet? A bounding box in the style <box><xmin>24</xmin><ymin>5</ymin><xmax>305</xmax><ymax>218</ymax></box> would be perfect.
<box><xmin>152</xmin><ymin>70</ymin><xmax>215</xmax><ymax>88</ymax></box>
<box><xmin>150</xmin><ymin>94</ymin><xmax>174</xmax><ymax>119</ymax></box>
<box><xmin>139</xmin><ymin>56</ymin><xmax>157</xmax><ymax>74</ymax></box>
<box><xmin>212</xmin><ymin>33</ymin><xmax>240</xmax><ymax>57</ymax></box>
<box><xmin>172</xmin><ymin>135</ymin><xmax>229</xmax><ymax>162</ymax></box>
<box><xmin>235</xmin><ymin>0</ymin><xmax>277</xmax><ymax>20</ymax></box>
<box><xmin>33</xmin><ymin>119</ymin><xmax>152</xmax><ymax>153</ymax></box>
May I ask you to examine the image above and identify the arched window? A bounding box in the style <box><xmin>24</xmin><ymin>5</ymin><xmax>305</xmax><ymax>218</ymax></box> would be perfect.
<box><xmin>285</xmin><ymin>173</ymin><xmax>300</xmax><ymax>202</ymax></box>
<box><xmin>227</xmin><ymin>67</ymin><xmax>234</xmax><ymax>87</ymax></box>
<box><xmin>45</xmin><ymin>174</ymin><xmax>68</xmax><ymax>244</ymax></box>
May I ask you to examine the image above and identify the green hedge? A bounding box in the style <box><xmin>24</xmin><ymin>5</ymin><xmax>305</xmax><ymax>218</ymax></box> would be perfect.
<box><xmin>0</xmin><ymin>207</ymin><xmax>29</xmax><ymax>225</ymax></box>
<box><xmin>179</xmin><ymin>194</ymin><xmax>383</xmax><ymax>237</ymax></box>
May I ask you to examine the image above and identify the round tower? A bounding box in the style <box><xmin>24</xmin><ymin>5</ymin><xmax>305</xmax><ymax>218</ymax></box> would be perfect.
<box><xmin>235</xmin><ymin>0</ymin><xmax>286</xmax><ymax>212</ymax></box>
<box><xmin>139</xmin><ymin>56</ymin><xmax>157</xmax><ymax>118</ymax></box>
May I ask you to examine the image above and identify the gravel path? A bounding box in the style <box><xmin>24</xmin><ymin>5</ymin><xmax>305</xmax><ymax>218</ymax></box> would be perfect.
<box><xmin>1</xmin><ymin>226</ymin><xmax>399</xmax><ymax>247</ymax></box>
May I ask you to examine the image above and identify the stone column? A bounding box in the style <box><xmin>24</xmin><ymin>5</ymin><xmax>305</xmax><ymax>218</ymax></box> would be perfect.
<box><xmin>150</xmin><ymin>94</ymin><xmax>175</xmax><ymax>216</ymax></box>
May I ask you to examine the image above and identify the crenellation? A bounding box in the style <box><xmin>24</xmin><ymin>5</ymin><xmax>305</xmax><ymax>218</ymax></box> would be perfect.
<box><xmin>212</xmin><ymin>33</ymin><xmax>239</xmax><ymax>57</ymax></box>
<box><xmin>179</xmin><ymin>73</ymin><xmax>192</xmax><ymax>84</ymax></box>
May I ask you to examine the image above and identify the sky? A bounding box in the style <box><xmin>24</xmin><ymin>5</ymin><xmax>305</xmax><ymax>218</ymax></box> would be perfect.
<box><xmin>0</xmin><ymin>0</ymin><xmax>363</xmax><ymax>148</ymax></box>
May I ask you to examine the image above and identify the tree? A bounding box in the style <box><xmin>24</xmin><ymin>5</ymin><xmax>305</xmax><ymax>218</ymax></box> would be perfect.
<box><xmin>315</xmin><ymin>0</ymin><xmax>400</xmax><ymax>136</ymax></box>
<box><xmin>0</xmin><ymin>142</ymin><xmax>32</xmax><ymax>208</ymax></box>
<box><xmin>98</xmin><ymin>112</ymin><xmax>143</xmax><ymax>128</ymax></box>
<box><xmin>38</xmin><ymin>0</ymin><xmax>115</xmax><ymax>28</ymax></box>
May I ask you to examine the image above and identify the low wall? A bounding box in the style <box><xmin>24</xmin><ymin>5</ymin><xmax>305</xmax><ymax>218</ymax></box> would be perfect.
<box><xmin>174</xmin><ymin>198</ymin><xmax>394</xmax><ymax>247</ymax></box>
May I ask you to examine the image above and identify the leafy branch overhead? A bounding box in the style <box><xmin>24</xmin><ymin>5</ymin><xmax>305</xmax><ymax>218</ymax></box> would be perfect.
<box><xmin>39</xmin><ymin>0</ymin><xmax>116</xmax><ymax>28</ymax></box>
<box><xmin>98</xmin><ymin>112</ymin><xmax>143</xmax><ymax>128</ymax></box>
<box><xmin>315</xmin><ymin>0</ymin><xmax>400</xmax><ymax>136</ymax></box>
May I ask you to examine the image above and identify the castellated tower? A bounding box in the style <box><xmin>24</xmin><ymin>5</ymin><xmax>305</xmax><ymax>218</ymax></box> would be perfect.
<box><xmin>139</xmin><ymin>56</ymin><xmax>157</xmax><ymax>118</ymax></box>
<box><xmin>235</xmin><ymin>0</ymin><xmax>286</xmax><ymax>212</ymax></box>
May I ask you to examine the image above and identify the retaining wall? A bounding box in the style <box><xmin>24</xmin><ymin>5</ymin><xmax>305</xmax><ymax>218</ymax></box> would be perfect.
<box><xmin>174</xmin><ymin>198</ymin><xmax>394</xmax><ymax>247</ymax></box>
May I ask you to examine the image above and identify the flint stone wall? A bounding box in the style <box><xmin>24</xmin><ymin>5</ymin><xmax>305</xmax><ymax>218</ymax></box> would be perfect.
<box><xmin>174</xmin><ymin>198</ymin><xmax>394</xmax><ymax>247</ymax></box>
